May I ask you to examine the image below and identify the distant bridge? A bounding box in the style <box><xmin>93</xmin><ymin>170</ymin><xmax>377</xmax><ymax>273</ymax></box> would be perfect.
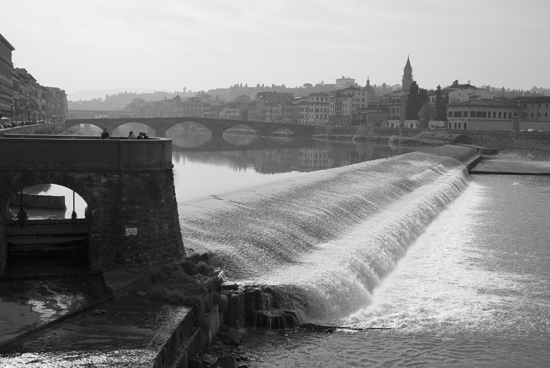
<box><xmin>63</xmin><ymin>117</ymin><xmax>317</xmax><ymax>139</ymax></box>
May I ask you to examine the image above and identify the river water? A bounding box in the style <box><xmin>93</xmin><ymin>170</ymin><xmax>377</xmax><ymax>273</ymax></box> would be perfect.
<box><xmin>13</xmin><ymin>124</ymin><xmax>550</xmax><ymax>367</ymax></box>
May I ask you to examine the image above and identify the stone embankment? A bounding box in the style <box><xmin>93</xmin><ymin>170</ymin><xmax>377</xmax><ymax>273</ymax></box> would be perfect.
<box><xmin>313</xmin><ymin>126</ymin><xmax>550</xmax><ymax>154</ymax></box>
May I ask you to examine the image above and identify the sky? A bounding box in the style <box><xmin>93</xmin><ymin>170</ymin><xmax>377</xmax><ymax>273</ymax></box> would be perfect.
<box><xmin>2</xmin><ymin>0</ymin><xmax>550</xmax><ymax>99</ymax></box>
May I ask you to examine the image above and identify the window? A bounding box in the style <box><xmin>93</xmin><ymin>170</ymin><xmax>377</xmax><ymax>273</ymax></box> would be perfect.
<box><xmin>464</xmin><ymin>111</ymin><xmax>468</xmax><ymax>117</ymax></box>
<box><xmin>498</xmin><ymin>112</ymin><xmax>501</xmax><ymax>118</ymax></box>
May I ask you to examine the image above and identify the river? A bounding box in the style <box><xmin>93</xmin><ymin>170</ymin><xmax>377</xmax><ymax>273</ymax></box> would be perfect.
<box><xmin>18</xmin><ymin>123</ymin><xmax>550</xmax><ymax>367</ymax></box>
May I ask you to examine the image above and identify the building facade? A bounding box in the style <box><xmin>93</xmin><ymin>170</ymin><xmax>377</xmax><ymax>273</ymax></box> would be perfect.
<box><xmin>329</xmin><ymin>87</ymin><xmax>368</xmax><ymax>125</ymax></box>
<box><xmin>447</xmin><ymin>99</ymin><xmax>519</xmax><ymax>130</ymax></box>
<box><xmin>335</xmin><ymin>76</ymin><xmax>356</xmax><ymax>90</ymax></box>
<box><xmin>307</xmin><ymin>92</ymin><xmax>330</xmax><ymax>125</ymax></box>
<box><xmin>0</xmin><ymin>34</ymin><xmax>15</xmax><ymax>120</ymax></box>
<box><xmin>514</xmin><ymin>96</ymin><xmax>550</xmax><ymax>131</ymax></box>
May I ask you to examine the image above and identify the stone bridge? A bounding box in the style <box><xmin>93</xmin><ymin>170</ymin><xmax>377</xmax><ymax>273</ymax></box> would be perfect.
<box><xmin>0</xmin><ymin>134</ymin><xmax>184</xmax><ymax>275</ymax></box>
<box><xmin>63</xmin><ymin>117</ymin><xmax>317</xmax><ymax>138</ymax></box>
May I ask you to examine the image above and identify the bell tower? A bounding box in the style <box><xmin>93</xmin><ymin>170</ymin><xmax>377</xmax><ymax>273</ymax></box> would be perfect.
<box><xmin>402</xmin><ymin>56</ymin><xmax>413</xmax><ymax>92</ymax></box>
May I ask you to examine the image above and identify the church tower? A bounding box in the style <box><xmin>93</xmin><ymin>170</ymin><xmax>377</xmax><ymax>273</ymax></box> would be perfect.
<box><xmin>402</xmin><ymin>56</ymin><xmax>413</xmax><ymax>92</ymax></box>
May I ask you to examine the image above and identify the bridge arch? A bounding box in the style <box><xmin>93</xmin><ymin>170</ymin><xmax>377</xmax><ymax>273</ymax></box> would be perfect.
<box><xmin>63</xmin><ymin>117</ymin><xmax>317</xmax><ymax>138</ymax></box>
<box><xmin>1</xmin><ymin>176</ymin><xmax>97</xmax><ymax>274</ymax></box>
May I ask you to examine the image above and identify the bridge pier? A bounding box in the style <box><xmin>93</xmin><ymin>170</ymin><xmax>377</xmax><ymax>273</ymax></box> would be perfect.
<box><xmin>0</xmin><ymin>137</ymin><xmax>184</xmax><ymax>275</ymax></box>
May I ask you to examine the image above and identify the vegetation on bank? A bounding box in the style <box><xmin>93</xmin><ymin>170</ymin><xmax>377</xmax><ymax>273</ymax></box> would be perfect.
<box><xmin>144</xmin><ymin>254</ymin><xmax>225</xmax><ymax>327</ymax></box>
<box><xmin>315</xmin><ymin>125</ymin><xmax>459</xmax><ymax>147</ymax></box>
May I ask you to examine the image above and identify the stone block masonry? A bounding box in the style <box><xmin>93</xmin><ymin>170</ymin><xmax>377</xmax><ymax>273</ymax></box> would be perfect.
<box><xmin>0</xmin><ymin>136</ymin><xmax>184</xmax><ymax>275</ymax></box>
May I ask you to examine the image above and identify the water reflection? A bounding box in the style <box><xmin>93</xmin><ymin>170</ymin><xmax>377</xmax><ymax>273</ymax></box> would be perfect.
<box><xmin>172</xmin><ymin>135</ymin><xmax>417</xmax><ymax>174</ymax></box>
<box><xmin>167</xmin><ymin>123</ymin><xmax>211</xmax><ymax>147</ymax></box>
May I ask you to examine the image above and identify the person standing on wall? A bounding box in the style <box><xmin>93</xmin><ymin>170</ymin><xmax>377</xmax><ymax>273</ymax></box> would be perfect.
<box><xmin>101</xmin><ymin>128</ymin><xmax>110</xmax><ymax>139</ymax></box>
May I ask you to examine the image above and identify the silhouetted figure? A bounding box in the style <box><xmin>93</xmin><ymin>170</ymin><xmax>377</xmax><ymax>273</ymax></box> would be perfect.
<box><xmin>101</xmin><ymin>129</ymin><xmax>110</xmax><ymax>139</ymax></box>
<box><xmin>17</xmin><ymin>208</ymin><xmax>27</xmax><ymax>225</ymax></box>
<box><xmin>137</xmin><ymin>132</ymin><xmax>144</xmax><ymax>139</ymax></box>
<box><xmin>128</xmin><ymin>131</ymin><xmax>135</xmax><ymax>139</ymax></box>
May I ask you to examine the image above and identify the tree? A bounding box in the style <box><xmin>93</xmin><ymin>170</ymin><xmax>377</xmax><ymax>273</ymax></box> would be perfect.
<box><xmin>405</xmin><ymin>82</ymin><xmax>419</xmax><ymax>119</ymax></box>
<box><xmin>416</xmin><ymin>88</ymin><xmax>428</xmax><ymax>116</ymax></box>
<box><xmin>434</xmin><ymin>85</ymin><xmax>447</xmax><ymax>121</ymax></box>
<box><xmin>418</xmin><ymin>102</ymin><xmax>437</xmax><ymax>128</ymax></box>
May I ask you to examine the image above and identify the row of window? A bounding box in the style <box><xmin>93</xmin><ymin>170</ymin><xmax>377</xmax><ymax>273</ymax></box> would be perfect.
<box><xmin>523</xmin><ymin>112</ymin><xmax>549</xmax><ymax>117</ymax></box>
<box><xmin>449</xmin><ymin>110</ymin><xmax>515</xmax><ymax>119</ymax></box>
<box><xmin>522</xmin><ymin>103</ymin><xmax>549</xmax><ymax>109</ymax></box>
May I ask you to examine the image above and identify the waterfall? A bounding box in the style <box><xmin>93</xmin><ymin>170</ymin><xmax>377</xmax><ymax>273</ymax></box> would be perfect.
<box><xmin>180</xmin><ymin>145</ymin><xmax>478</xmax><ymax>325</ymax></box>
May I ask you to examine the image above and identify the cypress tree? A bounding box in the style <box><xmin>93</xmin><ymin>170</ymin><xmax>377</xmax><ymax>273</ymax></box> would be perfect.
<box><xmin>434</xmin><ymin>85</ymin><xmax>447</xmax><ymax>121</ymax></box>
<box><xmin>405</xmin><ymin>82</ymin><xmax>419</xmax><ymax>119</ymax></box>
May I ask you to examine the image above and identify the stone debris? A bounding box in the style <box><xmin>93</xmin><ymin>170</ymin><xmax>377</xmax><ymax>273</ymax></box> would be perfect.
<box><xmin>191</xmin><ymin>324</ymin><xmax>255</xmax><ymax>368</ymax></box>
<box><xmin>136</xmin><ymin>290</ymin><xmax>147</xmax><ymax>297</ymax></box>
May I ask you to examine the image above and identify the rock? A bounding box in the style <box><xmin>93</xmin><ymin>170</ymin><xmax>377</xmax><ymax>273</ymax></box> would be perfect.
<box><xmin>136</xmin><ymin>291</ymin><xmax>147</xmax><ymax>297</ymax></box>
<box><xmin>199</xmin><ymin>353</ymin><xmax>214</xmax><ymax>364</ymax></box>
<box><xmin>91</xmin><ymin>309</ymin><xmax>103</xmax><ymax>315</ymax></box>
<box><xmin>222</xmin><ymin>284</ymin><xmax>239</xmax><ymax>291</ymax></box>
<box><xmin>188</xmin><ymin>360</ymin><xmax>204</xmax><ymax>368</ymax></box>
<box><xmin>226</xmin><ymin>327</ymin><xmax>242</xmax><ymax>345</ymax></box>
<box><xmin>218</xmin><ymin>356</ymin><xmax>238</xmax><ymax>368</ymax></box>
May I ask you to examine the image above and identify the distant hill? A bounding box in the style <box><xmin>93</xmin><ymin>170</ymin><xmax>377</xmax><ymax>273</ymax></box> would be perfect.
<box><xmin>68</xmin><ymin>88</ymin><xmax>165</xmax><ymax>101</ymax></box>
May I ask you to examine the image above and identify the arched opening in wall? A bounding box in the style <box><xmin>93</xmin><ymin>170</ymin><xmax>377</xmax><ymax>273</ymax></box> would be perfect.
<box><xmin>223</xmin><ymin>124</ymin><xmax>259</xmax><ymax>146</ymax></box>
<box><xmin>112</xmin><ymin>122</ymin><xmax>155</xmax><ymax>138</ymax></box>
<box><xmin>167</xmin><ymin>121</ymin><xmax>212</xmax><ymax>148</ymax></box>
<box><xmin>270</xmin><ymin>128</ymin><xmax>295</xmax><ymax>144</ymax></box>
<box><xmin>5</xmin><ymin>184</ymin><xmax>89</xmax><ymax>276</ymax></box>
<box><xmin>67</xmin><ymin>123</ymin><xmax>103</xmax><ymax>136</ymax></box>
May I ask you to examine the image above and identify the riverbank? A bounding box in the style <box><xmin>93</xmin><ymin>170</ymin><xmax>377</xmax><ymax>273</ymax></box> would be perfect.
<box><xmin>0</xmin><ymin>255</ymin><xmax>244</xmax><ymax>368</ymax></box>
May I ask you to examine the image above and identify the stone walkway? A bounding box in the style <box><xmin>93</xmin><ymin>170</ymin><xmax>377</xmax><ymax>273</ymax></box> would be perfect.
<box><xmin>0</xmin><ymin>269</ymin><xmax>192</xmax><ymax>367</ymax></box>
<box><xmin>470</xmin><ymin>154</ymin><xmax>550</xmax><ymax>175</ymax></box>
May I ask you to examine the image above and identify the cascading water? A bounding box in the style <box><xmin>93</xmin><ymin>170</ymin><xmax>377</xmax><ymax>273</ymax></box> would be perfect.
<box><xmin>179</xmin><ymin>145</ymin><xmax>478</xmax><ymax>326</ymax></box>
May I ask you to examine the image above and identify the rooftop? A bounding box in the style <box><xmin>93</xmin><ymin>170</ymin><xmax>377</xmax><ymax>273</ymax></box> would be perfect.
<box><xmin>448</xmin><ymin>99</ymin><xmax>516</xmax><ymax>108</ymax></box>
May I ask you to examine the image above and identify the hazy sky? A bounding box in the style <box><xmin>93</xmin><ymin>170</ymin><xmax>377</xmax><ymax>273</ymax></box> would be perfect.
<box><xmin>3</xmin><ymin>0</ymin><xmax>549</xmax><ymax>96</ymax></box>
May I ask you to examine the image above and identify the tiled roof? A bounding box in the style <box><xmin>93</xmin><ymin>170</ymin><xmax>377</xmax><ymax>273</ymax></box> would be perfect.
<box><xmin>512</xmin><ymin>96</ymin><xmax>550</xmax><ymax>103</ymax></box>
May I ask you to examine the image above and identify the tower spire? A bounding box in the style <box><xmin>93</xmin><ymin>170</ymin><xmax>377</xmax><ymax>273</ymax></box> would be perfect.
<box><xmin>402</xmin><ymin>56</ymin><xmax>413</xmax><ymax>92</ymax></box>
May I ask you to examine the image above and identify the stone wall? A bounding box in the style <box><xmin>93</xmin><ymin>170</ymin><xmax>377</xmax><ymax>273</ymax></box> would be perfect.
<box><xmin>313</xmin><ymin>126</ymin><xmax>550</xmax><ymax>151</ymax></box>
<box><xmin>0</xmin><ymin>136</ymin><xmax>184</xmax><ymax>275</ymax></box>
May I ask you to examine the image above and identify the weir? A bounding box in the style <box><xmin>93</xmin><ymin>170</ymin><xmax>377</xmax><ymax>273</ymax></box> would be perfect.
<box><xmin>180</xmin><ymin>145</ymin><xmax>481</xmax><ymax>328</ymax></box>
